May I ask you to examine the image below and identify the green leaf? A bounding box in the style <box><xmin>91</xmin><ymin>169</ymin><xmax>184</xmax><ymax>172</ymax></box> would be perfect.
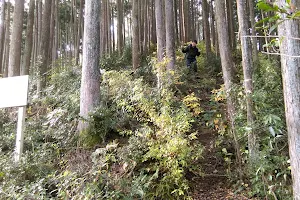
<box><xmin>257</xmin><ymin>2</ymin><xmax>274</xmax><ymax>12</ymax></box>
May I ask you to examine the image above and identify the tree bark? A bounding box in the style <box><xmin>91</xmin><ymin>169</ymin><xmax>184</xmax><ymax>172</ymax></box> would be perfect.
<box><xmin>0</xmin><ymin>0</ymin><xmax>5</xmax><ymax>75</ymax></box>
<box><xmin>277</xmin><ymin>0</ymin><xmax>300</xmax><ymax>198</ymax></box>
<box><xmin>155</xmin><ymin>0</ymin><xmax>165</xmax><ymax>62</ymax></box>
<box><xmin>132</xmin><ymin>0</ymin><xmax>139</xmax><ymax>70</ymax></box>
<box><xmin>248</xmin><ymin>0</ymin><xmax>258</xmax><ymax>65</ymax></box>
<box><xmin>210</xmin><ymin>1</ymin><xmax>216</xmax><ymax>49</ymax></box>
<box><xmin>3</xmin><ymin>1</ymin><xmax>10</xmax><ymax>78</ymax></box>
<box><xmin>165</xmin><ymin>0</ymin><xmax>175</xmax><ymax>71</ymax></box>
<box><xmin>37</xmin><ymin>0</ymin><xmax>52</xmax><ymax>91</ymax></box>
<box><xmin>75</xmin><ymin>0</ymin><xmax>83</xmax><ymax>64</ymax></box>
<box><xmin>202</xmin><ymin>0</ymin><xmax>211</xmax><ymax>56</ymax></box>
<box><xmin>22</xmin><ymin>0</ymin><xmax>35</xmax><ymax>75</ymax></box>
<box><xmin>174</xmin><ymin>0</ymin><xmax>179</xmax><ymax>45</ymax></box>
<box><xmin>78</xmin><ymin>0</ymin><xmax>101</xmax><ymax>132</ymax></box>
<box><xmin>8</xmin><ymin>0</ymin><xmax>24</xmax><ymax>77</ymax></box>
<box><xmin>236</xmin><ymin>0</ymin><xmax>258</xmax><ymax>165</ymax></box>
<box><xmin>215</xmin><ymin>0</ymin><xmax>242</xmax><ymax>178</ymax></box>
<box><xmin>150</xmin><ymin>0</ymin><xmax>156</xmax><ymax>45</ymax></box>
<box><xmin>182</xmin><ymin>0</ymin><xmax>189</xmax><ymax>42</ymax></box>
<box><xmin>38</xmin><ymin>0</ymin><xmax>42</xmax><ymax>51</ymax></box>
<box><xmin>117</xmin><ymin>0</ymin><xmax>123</xmax><ymax>55</ymax></box>
<box><xmin>226</xmin><ymin>0</ymin><xmax>236</xmax><ymax>50</ymax></box>
<box><xmin>143</xmin><ymin>0</ymin><xmax>149</xmax><ymax>54</ymax></box>
<box><xmin>179</xmin><ymin>0</ymin><xmax>183</xmax><ymax>42</ymax></box>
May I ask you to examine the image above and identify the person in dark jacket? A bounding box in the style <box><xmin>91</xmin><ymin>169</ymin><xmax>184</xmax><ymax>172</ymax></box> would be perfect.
<box><xmin>182</xmin><ymin>40</ymin><xmax>200</xmax><ymax>72</ymax></box>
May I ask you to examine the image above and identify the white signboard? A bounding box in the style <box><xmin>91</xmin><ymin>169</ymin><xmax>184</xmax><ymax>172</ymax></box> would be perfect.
<box><xmin>0</xmin><ymin>75</ymin><xmax>29</xmax><ymax>162</ymax></box>
<box><xmin>0</xmin><ymin>75</ymin><xmax>29</xmax><ymax>108</ymax></box>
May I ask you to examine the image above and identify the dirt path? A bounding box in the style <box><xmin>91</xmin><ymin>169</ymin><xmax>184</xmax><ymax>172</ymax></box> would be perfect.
<box><xmin>190</xmin><ymin>128</ymin><xmax>250</xmax><ymax>200</ymax></box>
<box><xmin>182</xmin><ymin>74</ymin><xmax>251</xmax><ymax>200</ymax></box>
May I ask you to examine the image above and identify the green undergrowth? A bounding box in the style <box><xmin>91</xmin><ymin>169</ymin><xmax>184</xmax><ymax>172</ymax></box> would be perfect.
<box><xmin>0</xmin><ymin>52</ymin><xmax>205</xmax><ymax>199</ymax></box>
<box><xmin>205</xmin><ymin>54</ymin><xmax>292</xmax><ymax>199</ymax></box>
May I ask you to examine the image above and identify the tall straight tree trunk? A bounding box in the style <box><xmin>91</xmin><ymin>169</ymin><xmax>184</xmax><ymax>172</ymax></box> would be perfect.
<box><xmin>107</xmin><ymin>0</ymin><xmax>111</xmax><ymax>54</ymax></box>
<box><xmin>143</xmin><ymin>0</ymin><xmax>149</xmax><ymax>54</ymax></box>
<box><xmin>48</xmin><ymin>0</ymin><xmax>55</xmax><ymax>68</ymax></box>
<box><xmin>182</xmin><ymin>0</ymin><xmax>189</xmax><ymax>42</ymax></box>
<box><xmin>174</xmin><ymin>0</ymin><xmax>179</xmax><ymax>45</ymax></box>
<box><xmin>132</xmin><ymin>0</ymin><xmax>139</xmax><ymax>70</ymax></box>
<box><xmin>138</xmin><ymin>0</ymin><xmax>144</xmax><ymax>54</ymax></box>
<box><xmin>3</xmin><ymin>1</ymin><xmax>10</xmax><ymax>77</ymax></box>
<box><xmin>215</xmin><ymin>0</ymin><xmax>242</xmax><ymax>178</ymax></box>
<box><xmin>111</xmin><ymin>6</ymin><xmax>115</xmax><ymax>52</ymax></box>
<box><xmin>8</xmin><ymin>0</ymin><xmax>24</xmax><ymax>77</ymax></box>
<box><xmin>78</xmin><ymin>0</ymin><xmax>101</xmax><ymax>132</ymax></box>
<box><xmin>0</xmin><ymin>0</ymin><xmax>5</xmax><ymax>75</ymax></box>
<box><xmin>151</xmin><ymin>0</ymin><xmax>157</xmax><ymax>44</ymax></box>
<box><xmin>37</xmin><ymin>0</ymin><xmax>52</xmax><ymax>92</ymax></box>
<box><xmin>278</xmin><ymin>0</ymin><xmax>300</xmax><ymax>198</ymax></box>
<box><xmin>53</xmin><ymin>0</ymin><xmax>59</xmax><ymax>64</ymax></box>
<box><xmin>236</xmin><ymin>0</ymin><xmax>258</xmax><ymax>165</ymax></box>
<box><xmin>38</xmin><ymin>0</ymin><xmax>42</xmax><ymax>51</ymax></box>
<box><xmin>248</xmin><ymin>0</ymin><xmax>258</xmax><ymax>65</ymax></box>
<box><xmin>155</xmin><ymin>0</ymin><xmax>165</xmax><ymax>62</ymax></box>
<box><xmin>33</xmin><ymin>0</ymin><xmax>38</xmax><ymax>66</ymax></box>
<box><xmin>22</xmin><ymin>0</ymin><xmax>35</xmax><ymax>75</ymax></box>
<box><xmin>165</xmin><ymin>0</ymin><xmax>175</xmax><ymax>71</ymax></box>
<box><xmin>75</xmin><ymin>0</ymin><xmax>83</xmax><ymax>64</ymax></box>
<box><xmin>226</xmin><ymin>0</ymin><xmax>236</xmax><ymax>50</ymax></box>
<box><xmin>202</xmin><ymin>0</ymin><xmax>211</xmax><ymax>56</ymax></box>
<box><xmin>190</xmin><ymin>0</ymin><xmax>195</xmax><ymax>40</ymax></box>
<box><xmin>179</xmin><ymin>0</ymin><xmax>183</xmax><ymax>42</ymax></box>
<box><xmin>117</xmin><ymin>0</ymin><xmax>123</xmax><ymax>55</ymax></box>
<box><xmin>210</xmin><ymin>1</ymin><xmax>216</xmax><ymax>49</ymax></box>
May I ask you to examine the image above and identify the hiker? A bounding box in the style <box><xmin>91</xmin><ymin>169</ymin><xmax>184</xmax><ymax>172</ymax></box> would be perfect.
<box><xmin>182</xmin><ymin>40</ymin><xmax>200</xmax><ymax>72</ymax></box>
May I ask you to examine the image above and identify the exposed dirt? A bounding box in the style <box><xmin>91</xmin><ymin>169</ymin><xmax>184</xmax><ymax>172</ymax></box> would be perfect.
<box><xmin>190</xmin><ymin>128</ymin><xmax>250</xmax><ymax>200</ymax></box>
<box><xmin>184</xmin><ymin>74</ymin><xmax>252</xmax><ymax>200</ymax></box>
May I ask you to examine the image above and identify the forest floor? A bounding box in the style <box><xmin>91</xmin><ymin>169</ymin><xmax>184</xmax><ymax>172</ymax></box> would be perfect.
<box><xmin>180</xmin><ymin>73</ymin><xmax>251</xmax><ymax>200</ymax></box>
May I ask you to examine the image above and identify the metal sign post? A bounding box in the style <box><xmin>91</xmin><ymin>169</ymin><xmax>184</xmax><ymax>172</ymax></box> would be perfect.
<box><xmin>0</xmin><ymin>75</ymin><xmax>29</xmax><ymax>162</ymax></box>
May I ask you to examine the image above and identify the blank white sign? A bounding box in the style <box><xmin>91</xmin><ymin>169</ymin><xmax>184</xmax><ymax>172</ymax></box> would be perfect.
<box><xmin>0</xmin><ymin>75</ymin><xmax>29</xmax><ymax>108</ymax></box>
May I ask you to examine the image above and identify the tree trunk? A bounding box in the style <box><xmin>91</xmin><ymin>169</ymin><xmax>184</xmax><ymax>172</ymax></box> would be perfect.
<box><xmin>174</xmin><ymin>0</ymin><xmax>179</xmax><ymax>45</ymax></box>
<box><xmin>182</xmin><ymin>0</ymin><xmax>189</xmax><ymax>42</ymax></box>
<box><xmin>38</xmin><ymin>0</ymin><xmax>42</xmax><ymax>51</ymax></box>
<box><xmin>202</xmin><ymin>0</ymin><xmax>211</xmax><ymax>56</ymax></box>
<box><xmin>210</xmin><ymin>1</ymin><xmax>216</xmax><ymax>49</ymax></box>
<box><xmin>78</xmin><ymin>0</ymin><xmax>101</xmax><ymax>132</ymax></box>
<box><xmin>236</xmin><ymin>0</ymin><xmax>258</xmax><ymax>165</ymax></box>
<box><xmin>8</xmin><ymin>0</ymin><xmax>24</xmax><ymax>77</ymax></box>
<box><xmin>179</xmin><ymin>0</ymin><xmax>183</xmax><ymax>42</ymax></box>
<box><xmin>132</xmin><ymin>0</ymin><xmax>139</xmax><ymax>70</ymax></box>
<box><xmin>21</xmin><ymin>0</ymin><xmax>35</xmax><ymax>75</ymax></box>
<box><xmin>48</xmin><ymin>0</ymin><xmax>55</xmax><ymax>68</ymax></box>
<box><xmin>151</xmin><ymin>0</ymin><xmax>156</xmax><ymax>44</ymax></box>
<box><xmin>277</xmin><ymin>0</ymin><xmax>300</xmax><ymax>198</ymax></box>
<box><xmin>215</xmin><ymin>0</ymin><xmax>242</xmax><ymax>178</ymax></box>
<box><xmin>107</xmin><ymin>0</ymin><xmax>111</xmax><ymax>54</ymax></box>
<box><xmin>248</xmin><ymin>0</ymin><xmax>258</xmax><ymax>65</ymax></box>
<box><xmin>139</xmin><ymin>0</ymin><xmax>144</xmax><ymax>54</ymax></box>
<box><xmin>226</xmin><ymin>0</ymin><xmax>236</xmax><ymax>50</ymax></box>
<box><xmin>143</xmin><ymin>0</ymin><xmax>149</xmax><ymax>54</ymax></box>
<box><xmin>155</xmin><ymin>0</ymin><xmax>165</xmax><ymax>62</ymax></box>
<box><xmin>165</xmin><ymin>0</ymin><xmax>175</xmax><ymax>71</ymax></box>
<box><xmin>37</xmin><ymin>0</ymin><xmax>52</xmax><ymax>91</ymax></box>
<box><xmin>117</xmin><ymin>0</ymin><xmax>123</xmax><ymax>55</ymax></box>
<box><xmin>75</xmin><ymin>0</ymin><xmax>83</xmax><ymax>64</ymax></box>
<box><xmin>52</xmin><ymin>0</ymin><xmax>59</xmax><ymax>64</ymax></box>
<box><xmin>3</xmin><ymin>1</ymin><xmax>10</xmax><ymax>78</ymax></box>
<box><xmin>0</xmin><ymin>0</ymin><xmax>5</xmax><ymax>75</ymax></box>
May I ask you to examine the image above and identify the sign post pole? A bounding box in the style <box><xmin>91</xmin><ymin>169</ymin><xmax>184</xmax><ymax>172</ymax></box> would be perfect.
<box><xmin>0</xmin><ymin>75</ymin><xmax>29</xmax><ymax>163</ymax></box>
<box><xmin>14</xmin><ymin>106</ymin><xmax>26</xmax><ymax>162</ymax></box>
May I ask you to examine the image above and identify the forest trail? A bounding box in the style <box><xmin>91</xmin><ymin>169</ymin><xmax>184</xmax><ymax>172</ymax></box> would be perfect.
<box><xmin>180</xmin><ymin>73</ymin><xmax>250</xmax><ymax>200</ymax></box>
